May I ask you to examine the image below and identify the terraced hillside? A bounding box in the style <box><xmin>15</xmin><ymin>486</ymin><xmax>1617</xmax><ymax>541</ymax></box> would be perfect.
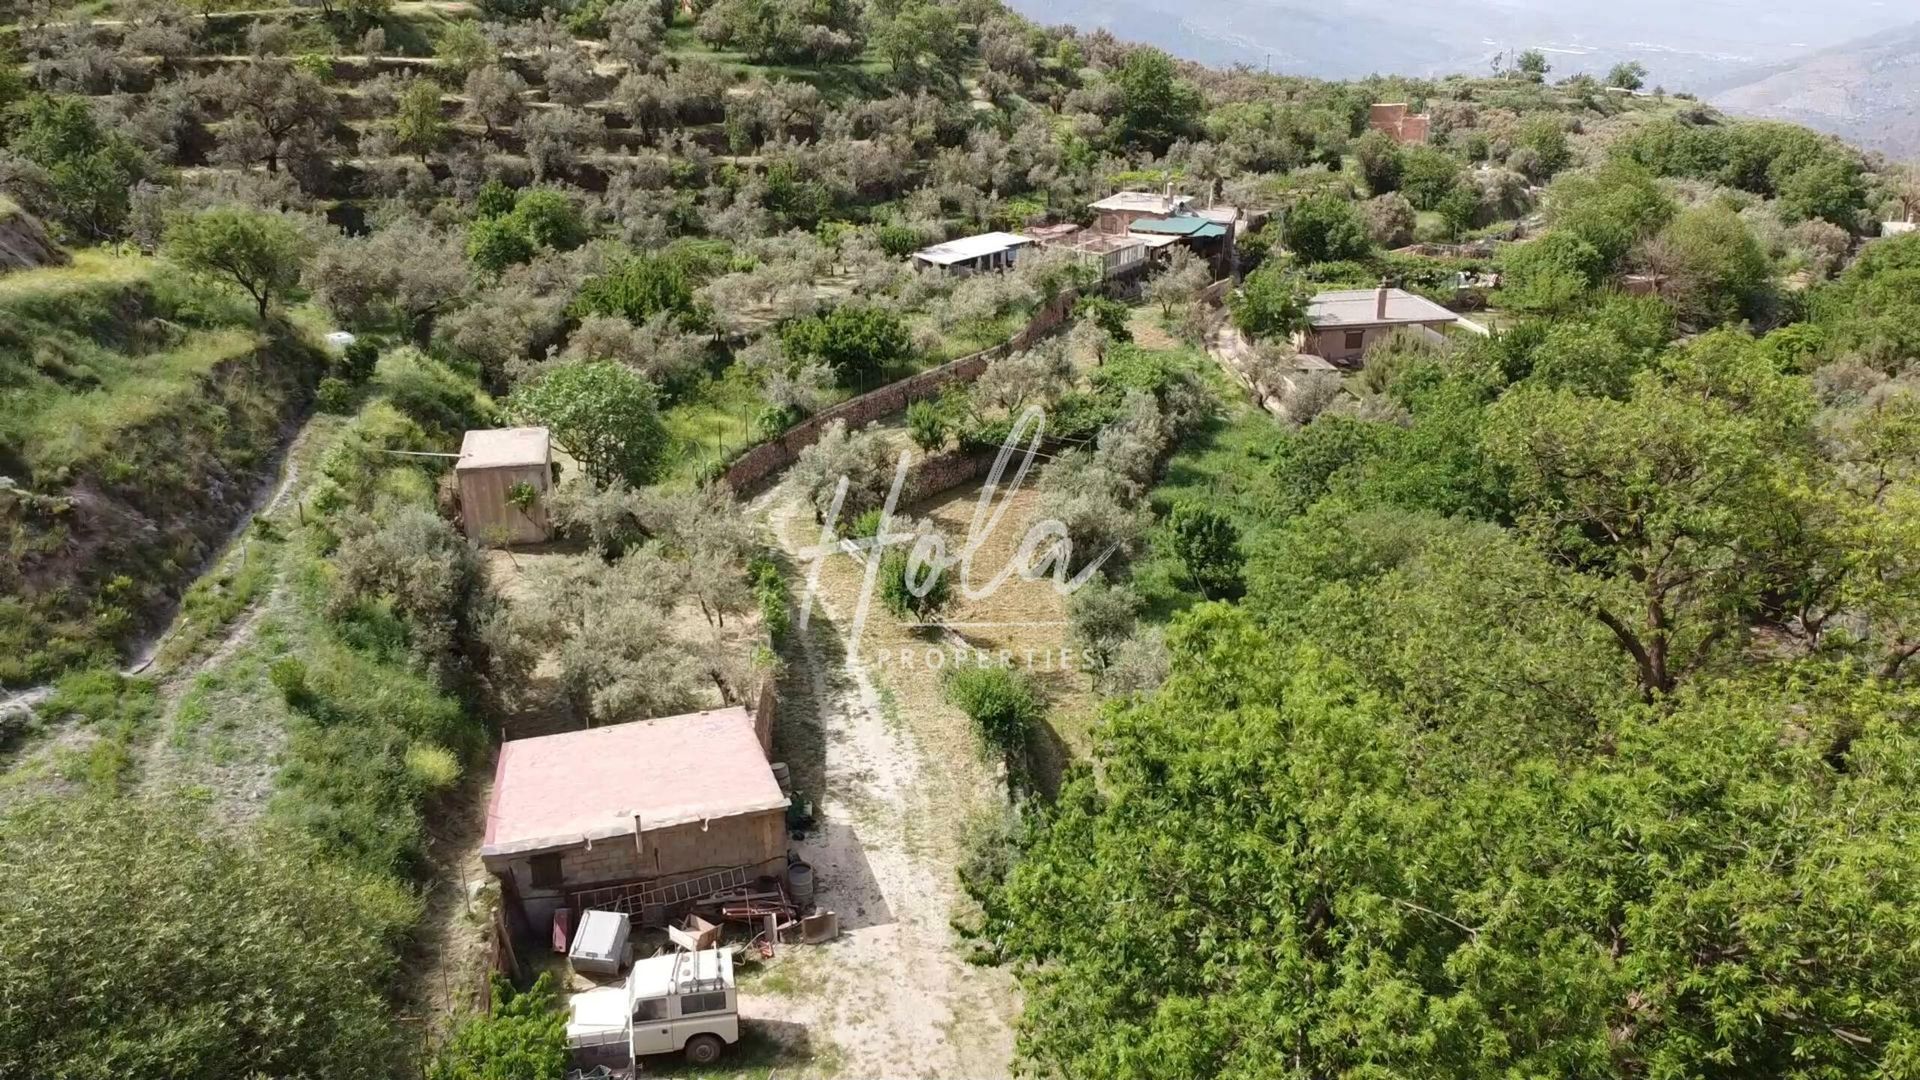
<box><xmin>0</xmin><ymin>251</ymin><xmax>326</xmax><ymax>684</ymax></box>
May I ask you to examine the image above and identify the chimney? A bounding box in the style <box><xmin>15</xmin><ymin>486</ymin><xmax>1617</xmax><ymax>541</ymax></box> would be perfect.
<box><xmin>1163</xmin><ymin>181</ymin><xmax>1173</xmax><ymax>213</ymax></box>
<box><xmin>1375</xmin><ymin>278</ymin><xmax>1390</xmax><ymax>320</ymax></box>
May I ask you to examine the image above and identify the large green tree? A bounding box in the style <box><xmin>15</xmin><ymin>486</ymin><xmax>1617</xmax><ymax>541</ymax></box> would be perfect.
<box><xmin>1642</xmin><ymin>206</ymin><xmax>1771</xmax><ymax>327</ymax></box>
<box><xmin>1485</xmin><ymin>332</ymin><xmax>1815</xmax><ymax>697</ymax></box>
<box><xmin>163</xmin><ymin>206</ymin><xmax>312</xmax><ymax>319</ymax></box>
<box><xmin>1113</xmin><ymin>48</ymin><xmax>1201</xmax><ymax>153</ymax></box>
<box><xmin>509</xmin><ymin>361</ymin><xmax>670</xmax><ymax>486</ymax></box>
<box><xmin>983</xmin><ymin>603</ymin><xmax>1920</xmax><ymax>1080</ymax></box>
<box><xmin>1280</xmin><ymin>194</ymin><xmax>1372</xmax><ymax>265</ymax></box>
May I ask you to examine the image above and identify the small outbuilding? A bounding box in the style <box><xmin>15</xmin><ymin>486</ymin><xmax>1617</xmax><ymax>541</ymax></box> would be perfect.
<box><xmin>1300</xmin><ymin>284</ymin><xmax>1467</xmax><ymax>364</ymax></box>
<box><xmin>482</xmin><ymin>707</ymin><xmax>790</xmax><ymax>931</ymax></box>
<box><xmin>912</xmin><ymin>231</ymin><xmax>1034</xmax><ymax>274</ymax></box>
<box><xmin>456</xmin><ymin>426</ymin><xmax>552</xmax><ymax>545</ymax></box>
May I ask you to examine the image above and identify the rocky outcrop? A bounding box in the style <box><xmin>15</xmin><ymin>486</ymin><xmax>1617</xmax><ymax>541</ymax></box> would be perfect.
<box><xmin>0</xmin><ymin>204</ymin><xmax>68</xmax><ymax>274</ymax></box>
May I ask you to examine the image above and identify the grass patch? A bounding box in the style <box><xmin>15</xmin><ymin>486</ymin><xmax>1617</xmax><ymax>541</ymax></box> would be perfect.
<box><xmin>38</xmin><ymin>668</ymin><xmax>160</xmax><ymax>794</ymax></box>
<box><xmin>40</xmin><ymin>668</ymin><xmax>159</xmax><ymax>727</ymax></box>
<box><xmin>1133</xmin><ymin>367</ymin><xmax>1293</xmax><ymax>625</ymax></box>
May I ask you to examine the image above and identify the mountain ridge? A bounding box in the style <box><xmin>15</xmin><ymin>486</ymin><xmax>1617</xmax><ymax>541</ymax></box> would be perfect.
<box><xmin>1706</xmin><ymin>21</ymin><xmax>1920</xmax><ymax>160</ymax></box>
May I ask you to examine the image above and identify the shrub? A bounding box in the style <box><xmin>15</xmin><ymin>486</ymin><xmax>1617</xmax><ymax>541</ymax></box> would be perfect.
<box><xmin>1230</xmin><ymin>263</ymin><xmax>1313</xmax><ymax>342</ymax></box>
<box><xmin>880</xmin><ymin>543</ymin><xmax>950</xmax><ymax>621</ymax></box>
<box><xmin>404</xmin><ymin>745</ymin><xmax>461</xmax><ymax>793</ymax></box>
<box><xmin>1282</xmin><ymin>194</ymin><xmax>1373</xmax><ymax>264</ymax></box>
<box><xmin>427</xmin><ymin>973</ymin><xmax>569</xmax><ymax>1080</ymax></box>
<box><xmin>907</xmin><ymin>398</ymin><xmax>949</xmax><ymax>451</ymax></box>
<box><xmin>1166</xmin><ymin>503</ymin><xmax>1245</xmax><ymax>599</ymax></box>
<box><xmin>944</xmin><ymin>665</ymin><xmax>1043</xmax><ymax>771</ymax></box>
<box><xmin>339</xmin><ymin>340</ymin><xmax>380</xmax><ymax>383</ymax></box>
<box><xmin>1497</xmin><ymin>232</ymin><xmax>1605</xmax><ymax>315</ymax></box>
<box><xmin>748</xmin><ymin>553</ymin><xmax>791</xmax><ymax>645</ymax></box>
<box><xmin>1072</xmin><ymin>295</ymin><xmax>1132</xmax><ymax>342</ymax></box>
<box><xmin>474</xmin><ymin>178</ymin><xmax>517</xmax><ymax>219</ymax></box>
<box><xmin>508</xmin><ymin>189</ymin><xmax>585</xmax><ymax>251</ymax></box>
<box><xmin>465</xmin><ymin>215</ymin><xmax>534</xmax><ymax>276</ymax></box>
<box><xmin>269</xmin><ymin>657</ymin><xmax>313</xmax><ymax>709</ymax></box>
<box><xmin>315</xmin><ymin>376</ymin><xmax>356</xmax><ymax>413</ymax></box>
<box><xmin>873</xmin><ymin>222</ymin><xmax>922</xmax><ymax>257</ymax></box>
<box><xmin>782</xmin><ymin>305</ymin><xmax>914</xmax><ymax>387</ymax></box>
<box><xmin>573</xmin><ymin>253</ymin><xmax>700</xmax><ymax>325</ymax></box>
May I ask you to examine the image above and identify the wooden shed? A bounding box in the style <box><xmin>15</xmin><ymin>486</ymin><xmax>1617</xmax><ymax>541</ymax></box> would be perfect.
<box><xmin>456</xmin><ymin>426</ymin><xmax>552</xmax><ymax>545</ymax></box>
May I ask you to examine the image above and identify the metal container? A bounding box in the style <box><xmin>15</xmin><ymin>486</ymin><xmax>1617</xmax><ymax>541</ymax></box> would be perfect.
<box><xmin>786</xmin><ymin>860</ymin><xmax>815</xmax><ymax>905</ymax></box>
<box><xmin>569</xmin><ymin>909</ymin><xmax>631</xmax><ymax>976</ymax></box>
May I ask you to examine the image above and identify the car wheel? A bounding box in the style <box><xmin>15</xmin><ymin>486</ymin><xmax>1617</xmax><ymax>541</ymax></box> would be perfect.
<box><xmin>684</xmin><ymin>1034</ymin><xmax>724</xmax><ymax>1066</ymax></box>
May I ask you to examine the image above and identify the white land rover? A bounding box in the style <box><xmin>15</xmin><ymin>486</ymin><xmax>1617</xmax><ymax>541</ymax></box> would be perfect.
<box><xmin>566</xmin><ymin>947</ymin><xmax>740</xmax><ymax>1067</ymax></box>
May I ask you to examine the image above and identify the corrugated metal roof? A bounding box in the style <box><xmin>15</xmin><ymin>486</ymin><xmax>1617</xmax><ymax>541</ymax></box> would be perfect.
<box><xmin>912</xmin><ymin>231</ymin><xmax>1033</xmax><ymax>265</ymax></box>
<box><xmin>1127</xmin><ymin>216</ymin><xmax>1228</xmax><ymax>239</ymax></box>
<box><xmin>458</xmin><ymin>427</ymin><xmax>551</xmax><ymax>471</ymax></box>
<box><xmin>481</xmin><ymin>707</ymin><xmax>788</xmax><ymax>858</ymax></box>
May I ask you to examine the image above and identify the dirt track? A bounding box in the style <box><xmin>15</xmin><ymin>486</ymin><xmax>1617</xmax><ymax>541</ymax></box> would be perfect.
<box><xmin>735</xmin><ymin>482</ymin><xmax>1018</xmax><ymax>1079</ymax></box>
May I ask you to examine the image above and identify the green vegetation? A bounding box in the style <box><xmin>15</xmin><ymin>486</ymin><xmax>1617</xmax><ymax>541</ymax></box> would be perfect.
<box><xmin>944</xmin><ymin>664</ymin><xmax>1043</xmax><ymax>779</ymax></box>
<box><xmin>986</xmin><ymin>607</ymin><xmax>1920</xmax><ymax>1078</ymax></box>
<box><xmin>781</xmin><ymin>303</ymin><xmax>914</xmax><ymax>387</ymax></box>
<box><xmin>426</xmin><ymin>975</ymin><xmax>569</xmax><ymax>1080</ymax></box>
<box><xmin>509</xmin><ymin>361</ymin><xmax>671</xmax><ymax>486</ymax></box>
<box><xmin>0</xmin><ymin>798</ymin><xmax>418</xmax><ymax>1078</ymax></box>
<box><xmin>974</xmin><ymin>232</ymin><xmax>1920</xmax><ymax>1077</ymax></box>
<box><xmin>7</xmin><ymin>0</ymin><xmax>1920</xmax><ymax>1074</ymax></box>
<box><xmin>0</xmin><ymin>257</ymin><xmax>325</xmax><ymax>685</ymax></box>
<box><xmin>1228</xmin><ymin>262</ymin><xmax>1312</xmax><ymax>341</ymax></box>
<box><xmin>163</xmin><ymin>206</ymin><xmax>313</xmax><ymax>320</ymax></box>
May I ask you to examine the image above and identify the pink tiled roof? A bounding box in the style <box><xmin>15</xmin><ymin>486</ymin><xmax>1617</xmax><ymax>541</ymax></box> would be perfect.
<box><xmin>481</xmin><ymin>708</ymin><xmax>786</xmax><ymax>858</ymax></box>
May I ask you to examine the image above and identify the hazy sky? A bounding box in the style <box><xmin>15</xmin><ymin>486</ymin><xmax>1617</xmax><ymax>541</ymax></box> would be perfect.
<box><xmin>1005</xmin><ymin>0</ymin><xmax>1917</xmax><ymax>85</ymax></box>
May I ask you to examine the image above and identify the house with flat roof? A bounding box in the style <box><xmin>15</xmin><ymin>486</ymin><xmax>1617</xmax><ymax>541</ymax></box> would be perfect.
<box><xmin>1301</xmin><ymin>284</ymin><xmax>1476</xmax><ymax>364</ymax></box>
<box><xmin>482</xmin><ymin>707</ymin><xmax>789</xmax><ymax>931</ymax></box>
<box><xmin>1027</xmin><ymin>222</ymin><xmax>1149</xmax><ymax>280</ymax></box>
<box><xmin>912</xmin><ymin>231</ymin><xmax>1033</xmax><ymax>274</ymax></box>
<box><xmin>1089</xmin><ymin>189</ymin><xmax>1195</xmax><ymax>233</ymax></box>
